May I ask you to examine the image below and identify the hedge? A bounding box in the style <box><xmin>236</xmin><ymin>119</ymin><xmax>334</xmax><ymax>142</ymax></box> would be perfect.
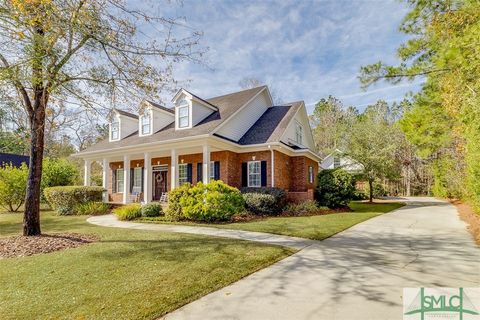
<box><xmin>44</xmin><ymin>186</ymin><xmax>104</xmax><ymax>215</ymax></box>
<box><xmin>240</xmin><ymin>187</ymin><xmax>287</xmax><ymax>215</ymax></box>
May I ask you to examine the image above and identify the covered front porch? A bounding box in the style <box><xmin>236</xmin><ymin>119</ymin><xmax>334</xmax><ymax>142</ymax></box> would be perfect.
<box><xmin>83</xmin><ymin>144</ymin><xmax>217</xmax><ymax>204</ymax></box>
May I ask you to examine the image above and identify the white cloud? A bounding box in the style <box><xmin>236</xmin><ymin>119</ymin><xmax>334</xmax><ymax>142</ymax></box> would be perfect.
<box><xmin>161</xmin><ymin>0</ymin><xmax>417</xmax><ymax>112</ymax></box>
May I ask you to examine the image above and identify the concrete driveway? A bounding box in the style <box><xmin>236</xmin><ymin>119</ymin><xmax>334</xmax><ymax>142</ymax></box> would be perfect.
<box><xmin>163</xmin><ymin>197</ymin><xmax>480</xmax><ymax>320</ymax></box>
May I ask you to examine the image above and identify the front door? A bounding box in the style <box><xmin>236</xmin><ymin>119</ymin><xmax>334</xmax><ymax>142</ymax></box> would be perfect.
<box><xmin>153</xmin><ymin>171</ymin><xmax>168</xmax><ymax>201</ymax></box>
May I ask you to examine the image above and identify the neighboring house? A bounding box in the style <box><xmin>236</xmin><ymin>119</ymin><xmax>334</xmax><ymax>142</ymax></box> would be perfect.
<box><xmin>320</xmin><ymin>149</ymin><xmax>363</xmax><ymax>173</ymax></box>
<box><xmin>0</xmin><ymin>152</ymin><xmax>29</xmax><ymax>167</ymax></box>
<box><xmin>74</xmin><ymin>86</ymin><xmax>321</xmax><ymax>204</ymax></box>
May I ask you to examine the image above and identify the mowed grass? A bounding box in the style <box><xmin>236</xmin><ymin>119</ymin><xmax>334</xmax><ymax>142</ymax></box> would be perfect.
<box><xmin>143</xmin><ymin>202</ymin><xmax>405</xmax><ymax>241</ymax></box>
<box><xmin>0</xmin><ymin>211</ymin><xmax>293</xmax><ymax>320</ymax></box>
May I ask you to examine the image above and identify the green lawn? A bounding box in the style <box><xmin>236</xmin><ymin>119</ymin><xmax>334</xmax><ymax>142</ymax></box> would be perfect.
<box><xmin>142</xmin><ymin>202</ymin><xmax>405</xmax><ymax>241</ymax></box>
<box><xmin>0</xmin><ymin>212</ymin><xmax>293</xmax><ymax>320</ymax></box>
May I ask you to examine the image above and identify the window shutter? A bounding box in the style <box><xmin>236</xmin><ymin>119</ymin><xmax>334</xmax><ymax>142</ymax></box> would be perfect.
<box><xmin>241</xmin><ymin>162</ymin><xmax>247</xmax><ymax>187</ymax></box>
<box><xmin>130</xmin><ymin>168</ymin><xmax>134</xmax><ymax>193</ymax></box>
<box><xmin>187</xmin><ymin>163</ymin><xmax>193</xmax><ymax>183</ymax></box>
<box><xmin>261</xmin><ymin>161</ymin><xmax>267</xmax><ymax>187</ymax></box>
<box><xmin>197</xmin><ymin>163</ymin><xmax>202</xmax><ymax>183</ymax></box>
<box><xmin>141</xmin><ymin>167</ymin><xmax>145</xmax><ymax>192</ymax></box>
<box><xmin>112</xmin><ymin>169</ymin><xmax>116</xmax><ymax>193</ymax></box>
<box><xmin>214</xmin><ymin>161</ymin><xmax>220</xmax><ymax>180</ymax></box>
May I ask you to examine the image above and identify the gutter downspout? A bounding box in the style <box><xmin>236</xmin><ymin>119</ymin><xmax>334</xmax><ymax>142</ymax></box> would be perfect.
<box><xmin>269</xmin><ymin>145</ymin><xmax>274</xmax><ymax>187</ymax></box>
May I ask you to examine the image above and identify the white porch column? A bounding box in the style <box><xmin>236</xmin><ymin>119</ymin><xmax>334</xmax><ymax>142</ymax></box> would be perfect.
<box><xmin>83</xmin><ymin>159</ymin><xmax>91</xmax><ymax>186</ymax></box>
<box><xmin>202</xmin><ymin>144</ymin><xmax>210</xmax><ymax>183</ymax></box>
<box><xmin>123</xmin><ymin>155</ymin><xmax>130</xmax><ymax>204</ymax></box>
<box><xmin>144</xmin><ymin>152</ymin><xmax>152</xmax><ymax>203</ymax></box>
<box><xmin>102</xmin><ymin>158</ymin><xmax>108</xmax><ymax>202</ymax></box>
<box><xmin>170</xmin><ymin>149</ymin><xmax>177</xmax><ymax>190</ymax></box>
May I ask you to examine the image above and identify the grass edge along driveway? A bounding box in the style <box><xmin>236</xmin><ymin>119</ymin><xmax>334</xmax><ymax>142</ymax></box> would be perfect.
<box><xmin>142</xmin><ymin>202</ymin><xmax>405</xmax><ymax>241</ymax></box>
<box><xmin>0</xmin><ymin>212</ymin><xmax>294</xmax><ymax>320</ymax></box>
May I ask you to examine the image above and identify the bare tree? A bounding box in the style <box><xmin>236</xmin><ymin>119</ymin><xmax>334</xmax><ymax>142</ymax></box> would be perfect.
<box><xmin>239</xmin><ymin>77</ymin><xmax>282</xmax><ymax>105</ymax></box>
<box><xmin>0</xmin><ymin>0</ymin><xmax>205</xmax><ymax>235</ymax></box>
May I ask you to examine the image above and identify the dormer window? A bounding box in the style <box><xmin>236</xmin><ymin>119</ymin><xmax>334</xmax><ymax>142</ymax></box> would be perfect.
<box><xmin>140</xmin><ymin>110</ymin><xmax>151</xmax><ymax>135</ymax></box>
<box><xmin>295</xmin><ymin>121</ymin><xmax>303</xmax><ymax>145</ymax></box>
<box><xmin>111</xmin><ymin>119</ymin><xmax>119</xmax><ymax>140</ymax></box>
<box><xmin>178</xmin><ymin>100</ymin><xmax>190</xmax><ymax>128</ymax></box>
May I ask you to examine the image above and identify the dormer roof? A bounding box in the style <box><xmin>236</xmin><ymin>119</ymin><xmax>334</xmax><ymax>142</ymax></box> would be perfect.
<box><xmin>113</xmin><ymin>108</ymin><xmax>138</xmax><ymax>119</ymax></box>
<box><xmin>145</xmin><ymin>100</ymin><xmax>175</xmax><ymax>114</ymax></box>
<box><xmin>172</xmin><ymin>88</ymin><xmax>219</xmax><ymax>111</ymax></box>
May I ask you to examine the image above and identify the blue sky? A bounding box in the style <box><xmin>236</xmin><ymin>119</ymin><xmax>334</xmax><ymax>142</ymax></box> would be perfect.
<box><xmin>168</xmin><ymin>0</ymin><xmax>422</xmax><ymax>113</ymax></box>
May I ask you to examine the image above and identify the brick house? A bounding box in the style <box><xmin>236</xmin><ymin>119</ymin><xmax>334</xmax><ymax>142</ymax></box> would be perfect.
<box><xmin>75</xmin><ymin>86</ymin><xmax>321</xmax><ymax>204</ymax></box>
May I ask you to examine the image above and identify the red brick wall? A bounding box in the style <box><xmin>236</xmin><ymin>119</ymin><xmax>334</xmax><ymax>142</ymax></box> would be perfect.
<box><xmin>289</xmin><ymin>156</ymin><xmax>318</xmax><ymax>192</ymax></box>
<box><xmin>274</xmin><ymin>150</ymin><xmax>291</xmax><ymax>190</ymax></box>
<box><xmin>287</xmin><ymin>189</ymin><xmax>314</xmax><ymax>203</ymax></box>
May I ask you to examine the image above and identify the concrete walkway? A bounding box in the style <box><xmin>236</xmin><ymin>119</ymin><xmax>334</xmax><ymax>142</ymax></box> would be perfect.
<box><xmin>88</xmin><ymin>198</ymin><xmax>480</xmax><ymax>320</ymax></box>
<box><xmin>87</xmin><ymin>215</ymin><xmax>316</xmax><ymax>250</ymax></box>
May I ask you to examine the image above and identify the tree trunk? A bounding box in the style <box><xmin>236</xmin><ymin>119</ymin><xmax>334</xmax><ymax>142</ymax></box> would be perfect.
<box><xmin>23</xmin><ymin>100</ymin><xmax>47</xmax><ymax>236</ymax></box>
<box><xmin>368</xmin><ymin>179</ymin><xmax>373</xmax><ymax>203</ymax></box>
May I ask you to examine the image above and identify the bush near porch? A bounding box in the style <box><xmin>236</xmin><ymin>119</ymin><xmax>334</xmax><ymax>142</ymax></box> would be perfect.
<box><xmin>44</xmin><ymin>186</ymin><xmax>104</xmax><ymax>215</ymax></box>
<box><xmin>240</xmin><ymin>187</ymin><xmax>287</xmax><ymax>215</ymax></box>
<box><xmin>166</xmin><ymin>181</ymin><xmax>244</xmax><ymax>222</ymax></box>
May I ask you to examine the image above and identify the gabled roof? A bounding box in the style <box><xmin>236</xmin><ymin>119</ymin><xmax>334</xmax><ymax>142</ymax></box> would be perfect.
<box><xmin>145</xmin><ymin>100</ymin><xmax>175</xmax><ymax>114</ymax></box>
<box><xmin>77</xmin><ymin>86</ymin><xmax>266</xmax><ymax>155</ymax></box>
<box><xmin>237</xmin><ymin>101</ymin><xmax>303</xmax><ymax>145</ymax></box>
<box><xmin>179</xmin><ymin>89</ymin><xmax>219</xmax><ymax>111</ymax></box>
<box><xmin>114</xmin><ymin>108</ymin><xmax>138</xmax><ymax>119</ymax></box>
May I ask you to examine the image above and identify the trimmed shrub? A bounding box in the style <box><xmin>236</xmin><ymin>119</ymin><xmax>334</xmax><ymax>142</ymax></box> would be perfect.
<box><xmin>0</xmin><ymin>163</ymin><xmax>28</xmax><ymax>212</ymax></box>
<box><xmin>284</xmin><ymin>200</ymin><xmax>319</xmax><ymax>216</ymax></box>
<box><xmin>113</xmin><ymin>203</ymin><xmax>142</xmax><ymax>221</ymax></box>
<box><xmin>240</xmin><ymin>187</ymin><xmax>287</xmax><ymax>215</ymax></box>
<box><xmin>44</xmin><ymin>186</ymin><xmax>104</xmax><ymax>215</ymax></box>
<box><xmin>316</xmin><ymin>169</ymin><xmax>356</xmax><ymax>208</ymax></box>
<box><xmin>166</xmin><ymin>181</ymin><xmax>244</xmax><ymax>222</ymax></box>
<box><xmin>165</xmin><ymin>183</ymin><xmax>191</xmax><ymax>221</ymax></box>
<box><xmin>75</xmin><ymin>201</ymin><xmax>110</xmax><ymax>216</ymax></box>
<box><xmin>41</xmin><ymin>158</ymin><xmax>80</xmax><ymax>198</ymax></box>
<box><xmin>141</xmin><ymin>202</ymin><xmax>163</xmax><ymax>217</ymax></box>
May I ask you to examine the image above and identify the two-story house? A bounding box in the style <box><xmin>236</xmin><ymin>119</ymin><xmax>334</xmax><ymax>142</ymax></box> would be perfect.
<box><xmin>75</xmin><ymin>85</ymin><xmax>321</xmax><ymax>204</ymax></box>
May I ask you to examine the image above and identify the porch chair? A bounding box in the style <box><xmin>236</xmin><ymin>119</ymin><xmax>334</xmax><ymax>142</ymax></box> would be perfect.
<box><xmin>130</xmin><ymin>186</ymin><xmax>142</xmax><ymax>203</ymax></box>
<box><xmin>159</xmin><ymin>192</ymin><xmax>168</xmax><ymax>203</ymax></box>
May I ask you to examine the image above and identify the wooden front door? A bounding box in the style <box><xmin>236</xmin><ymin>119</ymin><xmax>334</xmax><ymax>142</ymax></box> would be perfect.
<box><xmin>153</xmin><ymin>171</ymin><xmax>168</xmax><ymax>201</ymax></box>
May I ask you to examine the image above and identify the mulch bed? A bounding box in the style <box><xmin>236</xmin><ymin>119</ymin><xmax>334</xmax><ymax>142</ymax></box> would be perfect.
<box><xmin>0</xmin><ymin>233</ymin><xmax>99</xmax><ymax>259</ymax></box>
<box><xmin>451</xmin><ymin>199</ymin><xmax>480</xmax><ymax>245</ymax></box>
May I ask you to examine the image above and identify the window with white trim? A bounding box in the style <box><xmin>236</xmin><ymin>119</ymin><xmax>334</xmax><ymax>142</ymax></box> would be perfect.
<box><xmin>133</xmin><ymin>167</ymin><xmax>142</xmax><ymax>191</ymax></box>
<box><xmin>210</xmin><ymin>161</ymin><xmax>215</xmax><ymax>180</ymax></box>
<box><xmin>140</xmin><ymin>111</ymin><xmax>151</xmax><ymax>135</ymax></box>
<box><xmin>178</xmin><ymin>163</ymin><xmax>188</xmax><ymax>185</ymax></box>
<box><xmin>295</xmin><ymin>121</ymin><xmax>303</xmax><ymax>145</ymax></box>
<box><xmin>111</xmin><ymin>119</ymin><xmax>119</xmax><ymax>140</ymax></box>
<box><xmin>247</xmin><ymin>161</ymin><xmax>261</xmax><ymax>187</ymax></box>
<box><xmin>178</xmin><ymin>99</ymin><xmax>189</xmax><ymax>128</ymax></box>
<box><xmin>116</xmin><ymin>169</ymin><xmax>124</xmax><ymax>193</ymax></box>
<box><xmin>308</xmin><ymin>166</ymin><xmax>314</xmax><ymax>184</ymax></box>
